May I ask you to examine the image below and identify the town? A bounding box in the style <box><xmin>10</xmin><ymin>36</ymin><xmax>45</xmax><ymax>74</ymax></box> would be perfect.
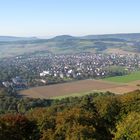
<box><xmin>0</xmin><ymin>52</ymin><xmax>140</xmax><ymax>90</ymax></box>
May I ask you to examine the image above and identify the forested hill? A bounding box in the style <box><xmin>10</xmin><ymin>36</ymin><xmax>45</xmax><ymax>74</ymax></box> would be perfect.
<box><xmin>1</xmin><ymin>33</ymin><xmax>140</xmax><ymax>58</ymax></box>
<box><xmin>1</xmin><ymin>33</ymin><xmax>140</xmax><ymax>42</ymax></box>
<box><xmin>0</xmin><ymin>88</ymin><xmax>140</xmax><ymax>140</ymax></box>
<box><xmin>81</xmin><ymin>33</ymin><xmax>140</xmax><ymax>40</ymax></box>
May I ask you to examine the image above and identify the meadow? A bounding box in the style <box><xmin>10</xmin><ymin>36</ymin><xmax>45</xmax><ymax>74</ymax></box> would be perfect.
<box><xmin>19</xmin><ymin>79</ymin><xmax>140</xmax><ymax>99</ymax></box>
<box><xmin>104</xmin><ymin>71</ymin><xmax>140</xmax><ymax>83</ymax></box>
<box><xmin>19</xmin><ymin>79</ymin><xmax>120</xmax><ymax>99</ymax></box>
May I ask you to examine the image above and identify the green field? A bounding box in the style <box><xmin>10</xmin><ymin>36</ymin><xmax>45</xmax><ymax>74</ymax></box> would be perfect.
<box><xmin>104</xmin><ymin>71</ymin><xmax>140</xmax><ymax>83</ymax></box>
<box><xmin>51</xmin><ymin>90</ymin><xmax>96</xmax><ymax>99</ymax></box>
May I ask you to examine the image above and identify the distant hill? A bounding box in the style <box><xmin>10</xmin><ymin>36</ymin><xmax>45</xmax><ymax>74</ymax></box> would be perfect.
<box><xmin>0</xmin><ymin>33</ymin><xmax>140</xmax><ymax>58</ymax></box>
<box><xmin>0</xmin><ymin>36</ymin><xmax>38</xmax><ymax>42</ymax></box>
<box><xmin>81</xmin><ymin>33</ymin><xmax>140</xmax><ymax>41</ymax></box>
<box><xmin>50</xmin><ymin>35</ymin><xmax>77</xmax><ymax>41</ymax></box>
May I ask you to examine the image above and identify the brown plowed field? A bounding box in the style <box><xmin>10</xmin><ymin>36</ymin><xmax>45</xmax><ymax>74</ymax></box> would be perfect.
<box><xmin>19</xmin><ymin>79</ymin><xmax>139</xmax><ymax>99</ymax></box>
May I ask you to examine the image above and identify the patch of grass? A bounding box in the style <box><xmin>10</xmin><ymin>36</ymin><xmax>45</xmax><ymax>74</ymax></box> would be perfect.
<box><xmin>51</xmin><ymin>90</ymin><xmax>98</xmax><ymax>99</ymax></box>
<box><xmin>104</xmin><ymin>71</ymin><xmax>140</xmax><ymax>83</ymax></box>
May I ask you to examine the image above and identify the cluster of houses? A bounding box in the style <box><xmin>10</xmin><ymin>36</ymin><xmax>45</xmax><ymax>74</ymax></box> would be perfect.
<box><xmin>38</xmin><ymin>53</ymin><xmax>140</xmax><ymax>81</ymax></box>
<box><xmin>1</xmin><ymin>52</ymin><xmax>140</xmax><ymax>88</ymax></box>
<box><xmin>2</xmin><ymin>76</ymin><xmax>27</xmax><ymax>90</ymax></box>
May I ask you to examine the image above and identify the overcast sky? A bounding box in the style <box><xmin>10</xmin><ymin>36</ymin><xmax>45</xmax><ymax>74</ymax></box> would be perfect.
<box><xmin>0</xmin><ymin>0</ymin><xmax>140</xmax><ymax>37</ymax></box>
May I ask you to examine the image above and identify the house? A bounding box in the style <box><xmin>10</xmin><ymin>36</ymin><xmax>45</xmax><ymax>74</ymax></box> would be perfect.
<box><xmin>2</xmin><ymin>81</ymin><xmax>12</xmax><ymax>88</ymax></box>
<box><xmin>12</xmin><ymin>76</ymin><xmax>27</xmax><ymax>90</ymax></box>
<box><xmin>40</xmin><ymin>71</ymin><xmax>50</xmax><ymax>77</ymax></box>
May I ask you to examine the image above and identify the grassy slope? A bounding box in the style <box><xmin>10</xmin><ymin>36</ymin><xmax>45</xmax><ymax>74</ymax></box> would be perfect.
<box><xmin>0</xmin><ymin>39</ymin><xmax>133</xmax><ymax>58</ymax></box>
<box><xmin>104</xmin><ymin>71</ymin><xmax>140</xmax><ymax>83</ymax></box>
<box><xmin>51</xmin><ymin>90</ymin><xmax>98</xmax><ymax>99</ymax></box>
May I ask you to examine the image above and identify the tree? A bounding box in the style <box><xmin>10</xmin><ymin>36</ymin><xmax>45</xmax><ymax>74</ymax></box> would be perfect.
<box><xmin>0</xmin><ymin>114</ymin><xmax>39</xmax><ymax>140</ymax></box>
<box><xmin>54</xmin><ymin>107</ymin><xmax>100</xmax><ymax>140</ymax></box>
<box><xmin>113</xmin><ymin>112</ymin><xmax>140</xmax><ymax>140</ymax></box>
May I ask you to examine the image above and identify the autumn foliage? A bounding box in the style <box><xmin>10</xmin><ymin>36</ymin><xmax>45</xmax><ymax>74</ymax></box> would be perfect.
<box><xmin>0</xmin><ymin>90</ymin><xmax>140</xmax><ymax>140</ymax></box>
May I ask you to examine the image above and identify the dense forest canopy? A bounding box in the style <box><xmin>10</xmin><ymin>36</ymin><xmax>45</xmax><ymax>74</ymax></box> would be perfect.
<box><xmin>0</xmin><ymin>88</ymin><xmax>140</xmax><ymax>140</ymax></box>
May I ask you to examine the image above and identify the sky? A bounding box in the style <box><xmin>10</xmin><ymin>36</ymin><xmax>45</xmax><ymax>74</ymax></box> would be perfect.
<box><xmin>0</xmin><ymin>0</ymin><xmax>140</xmax><ymax>37</ymax></box>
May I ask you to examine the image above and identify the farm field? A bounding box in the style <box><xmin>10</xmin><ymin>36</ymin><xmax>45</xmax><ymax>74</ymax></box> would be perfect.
<box><xmin>103</xmin><ymin>71</ymin><xmax>140</xmax><ymax>83</ymax></box>
<box><xmin>19</xmin><ymin>79</ymin><xmax>140</xmax><ymax>99</ymax></box>
<box><xmin>105</xmin><ymin>48</ymin><xmax>138</xmax><ymax>55</ymax></box>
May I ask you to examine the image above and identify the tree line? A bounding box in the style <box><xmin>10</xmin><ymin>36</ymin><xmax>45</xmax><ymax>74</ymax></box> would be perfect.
<box><xmin>0</xmin><ymin>88</ymin><xmax>140</xmax><ymax>139</ymax></box>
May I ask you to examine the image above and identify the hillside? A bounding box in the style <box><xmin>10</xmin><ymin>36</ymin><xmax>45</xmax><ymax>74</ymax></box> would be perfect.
<box><xmin>82</xmin><ymin>33</ymin><xmax>140</xmax><ymax>40</ymax></box>
<box><xmin>0</xmin><ymin>89</ymin><xmax>140</xmax><ymax>140</ymax></box>
<box><xmin>0</xmin><ymin>33</ymin><xmax>140</xmax><ymax>58</ymax></box>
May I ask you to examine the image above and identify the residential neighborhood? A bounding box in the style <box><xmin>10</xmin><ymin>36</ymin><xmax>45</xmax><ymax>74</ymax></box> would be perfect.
<box><xmin>0</xmin><ymin>52</ymin><xmax>140</xmax><ymax>90</ymax></box>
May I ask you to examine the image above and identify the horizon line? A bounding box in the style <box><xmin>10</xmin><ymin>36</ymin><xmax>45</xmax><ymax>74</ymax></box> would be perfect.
<box><xmin>0</xmin><ymin>32</ymin><xmax>140</xmax><ymax>39</ymax></box>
